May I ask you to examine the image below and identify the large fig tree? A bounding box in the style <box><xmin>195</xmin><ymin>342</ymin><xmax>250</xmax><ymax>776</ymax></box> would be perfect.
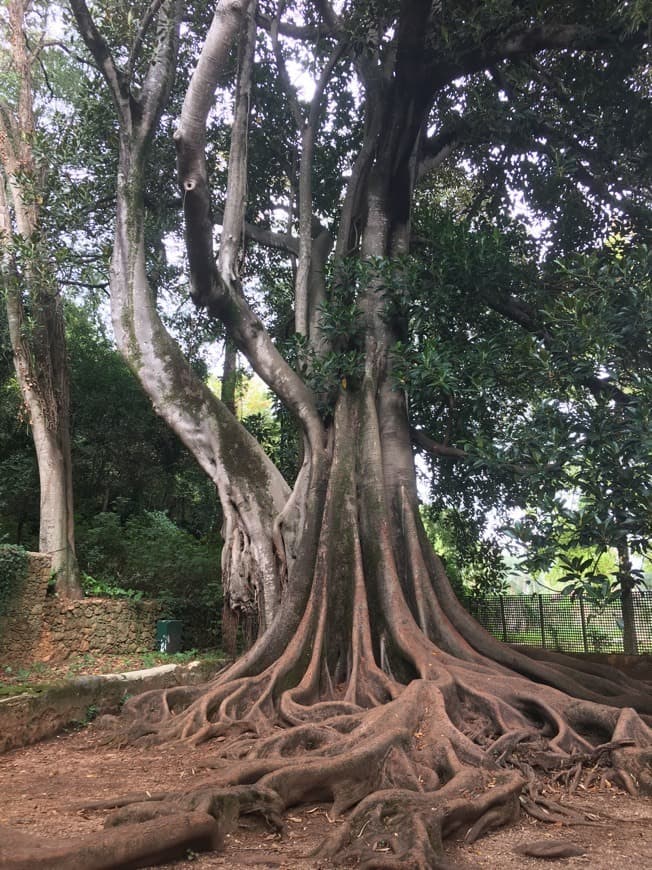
<box><xmin>10</xmin><ymin>0</ymin><xmax>650</xmax><ymax>866</ymax></box>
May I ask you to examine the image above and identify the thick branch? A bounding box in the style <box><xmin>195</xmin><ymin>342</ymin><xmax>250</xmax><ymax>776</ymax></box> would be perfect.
<box><xmin>427</xmin><ymin>22</ymin><xmax>646</xmax><ymax>95</ymax></box>
<box><xmin>411</xmin><ymin>428</ymin><xmax>468</xmax><ymax>461</ymax></box>
<box><xmin>243</xmin><ymin>221</ymin><xmax>299</xmax><ymax>255</ymax></box>
<box><xmin>218</xmin><ymin>0</ymin><xmax>257</xmax><ymax>282</ymax></box>
<box><xmin>411</xmin><ymin>428</ymin><xmax>563</xmax><ymax>477</ymax></box>
<box><xmin>256</xmin><ymin>11</ymin><xmax>329</xmax><ymax>41</ymax></box>
<box><xmin>175</xmin><ymin>0</ymin><xmax>325</xmax><ymax>455</ymax></box>
<box><xmin>127</xmin><ymin>0</ymin><xmax>167</xmax><ymax>81</ymax></box>
<box><xmin>214</xmin><ymin>207</ymin><xmax>300</xmax><ymax>255</ymax></box>
<box><xmin>139</xmin><ymin>0</ymin><xmax>182</xmax><ymax>140</ymax></box>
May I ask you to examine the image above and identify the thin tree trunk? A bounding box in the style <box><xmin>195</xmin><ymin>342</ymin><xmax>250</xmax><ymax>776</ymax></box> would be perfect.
<box><xmin>221</xmin><ymin>338</ymin><xmax>238</xmax><ymax>415</ymax></box>
<box><xmin>1</xmin><ymin>264</ymin><xmax>81</xmax><ymax>598</ymax></box>
<box><xmin>0</xmin><ymin>1</ymin><xmax>81</xmax><ymax>597</ymax></box>
<box><xmin>618</xmin><ymin>542</ymin><xmax>639</xmax><ymax>655</ymax></box>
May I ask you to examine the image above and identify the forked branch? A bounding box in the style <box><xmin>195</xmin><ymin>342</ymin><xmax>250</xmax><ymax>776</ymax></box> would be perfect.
<box><xmin>176</xmin><ymin>0</ymin><xmax>325</xmax><ymax>454</ymax></box>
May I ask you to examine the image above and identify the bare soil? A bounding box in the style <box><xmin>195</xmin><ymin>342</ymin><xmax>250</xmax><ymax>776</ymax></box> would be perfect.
<box><xmin>0</xmin><ymin>722</ymin><xmax>649</xmax><ymax>869</ymax></box>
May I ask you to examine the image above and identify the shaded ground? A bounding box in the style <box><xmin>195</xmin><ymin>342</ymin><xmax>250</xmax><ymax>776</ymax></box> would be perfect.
<box><xmin>0</xmin><ymin>722</ymin><xmax>649</xmax><ymax>869</ymax></box>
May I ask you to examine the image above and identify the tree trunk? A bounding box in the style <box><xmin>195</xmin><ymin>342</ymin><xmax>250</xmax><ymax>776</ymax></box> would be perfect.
<box><xmin>103</xmin><ymin>49</ymin><xmax>652</xmax><ymax>860</ymax></box>
<box><xmin>0</xmin><ymin>0</ymin><xmax>81</xmax><ymax>598</ymax></box>
<box><xmin>2</xmin><ymin>269</ymin><xmax>81</xmax><ymax>599</ymax></box>
<box><xmin>2</xmin><ymin>296</ymin><xmax>82</xmax><ymax>598</ymax></box>
<box><xmin>89</xmin><ymin>368</ymin><xmax>651</xmax><ymax>869</ymax></box>
<box><xmin>618</xmin><ymin>543</ymin><xmax>639</xmax><ymax>656</ymax></box>
<box><xmin>110</xmin><ymin>155</ymin><xmax>289</xmax><ymax>630</ymax></box>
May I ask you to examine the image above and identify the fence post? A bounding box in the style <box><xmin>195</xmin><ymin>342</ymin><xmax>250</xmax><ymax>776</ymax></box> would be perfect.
<box><xmin>537</xmin><ymin>594</ymin><xmax>546</xmax><ymax>648</ymax></box>
<box><xmin>578</xmin><ymin>593</ymin><xmax>589</xmax><ymax>653</ymax></box>
<box><xmin>499</xmin><ymin>596</ymin><xmax>508</xmax><ymax>642</ymax></box>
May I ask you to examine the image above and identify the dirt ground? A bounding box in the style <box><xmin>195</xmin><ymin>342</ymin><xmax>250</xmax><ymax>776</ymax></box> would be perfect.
<box><xmin>0</xmin><ymin>721</ymin><xmax>650</xmax><ymax>869</ymax></box>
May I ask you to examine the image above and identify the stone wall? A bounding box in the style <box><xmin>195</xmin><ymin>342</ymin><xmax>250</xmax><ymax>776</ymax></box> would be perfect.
<box><xmin>0</xmin><ymin>552</ymin><xmax>51</xmax><ymax>664</ymax></box>
<box><xmin>37</xmin><ymin>597</ymin><xmax>162</xmax><ymax>662</ymax></box>
<box><xmin>0</xmin><ymin>659</ymin><xmax>224</xmax><ymax>753</ymax></box>
<box><xmin>0</xmin><ymin>553</ymin><xmax>161</xmax><ymax>665</ymax></box>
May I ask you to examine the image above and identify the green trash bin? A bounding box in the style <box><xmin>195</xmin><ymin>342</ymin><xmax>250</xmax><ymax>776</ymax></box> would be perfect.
<box><xmin>156</xmin><ymin>619</ymin><xmax>182</xmax><ymax>653</ymax></box>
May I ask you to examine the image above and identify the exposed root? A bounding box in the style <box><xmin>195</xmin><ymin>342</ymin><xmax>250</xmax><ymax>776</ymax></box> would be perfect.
<box><xmin>56</xmin><ymin>669</ymin><xmax>651</xmax><ymax>868</ymax></box>
<box><xmin>0</xmin><ymin>812</ymin><xmax>221</xmax><ymax>870</ymax></box>
<box><xmin>316</xmin><ymin>769</ymin><xmax>522</xmax><ymax>869</ymax></box>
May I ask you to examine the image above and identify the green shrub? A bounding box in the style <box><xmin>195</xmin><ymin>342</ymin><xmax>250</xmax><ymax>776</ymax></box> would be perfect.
<box><xmin>80</xmin><ymin>573</ymin><xmax>143</xmax><ymax>600</ymax></box>
<box><xmin>77</xmin><ymin>510</ymin><xmax>221</xmax><ymax>608</ymax></box>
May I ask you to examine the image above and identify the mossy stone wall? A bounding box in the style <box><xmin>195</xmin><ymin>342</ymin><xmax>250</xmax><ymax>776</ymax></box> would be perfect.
<box><xmin>0</xmin><ymin>553</ymin><xmax>51</xmax><ymax>663</ymax></box>
<box><xmin>0</xmin><ymin>553</ymin><xmax>161</xmax><ymax>664</ymax></box>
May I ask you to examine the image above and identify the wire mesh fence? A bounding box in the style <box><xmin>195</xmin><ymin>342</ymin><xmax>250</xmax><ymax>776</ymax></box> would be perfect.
<box><xmin>169</xmin><ymin>592</ymin><xmax>652</xmax><ymax>656</ymax></box>
<box><xmin>465</xmin><ymin>591</ymin><xmax>652</xmax><ymax>654</ymax></box>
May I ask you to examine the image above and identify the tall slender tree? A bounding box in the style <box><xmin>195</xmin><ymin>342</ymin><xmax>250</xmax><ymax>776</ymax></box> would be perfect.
<box><xmin>0</xmin><ymin>0</ymin><xmax>81</xmax><ymax>596</ymax></box>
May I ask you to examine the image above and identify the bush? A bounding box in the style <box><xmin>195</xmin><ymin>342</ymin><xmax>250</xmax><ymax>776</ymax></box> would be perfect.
<box><xmin>77</xmin><ymin>511</ymin><xmax>222</xmax><ymax>608</ymax></box>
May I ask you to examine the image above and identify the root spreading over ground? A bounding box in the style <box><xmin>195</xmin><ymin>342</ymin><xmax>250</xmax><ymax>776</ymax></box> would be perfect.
<box><xmin>2</xmin><ymin>550</ymin><xmax>649</xmax><ymax>870</ymax></box>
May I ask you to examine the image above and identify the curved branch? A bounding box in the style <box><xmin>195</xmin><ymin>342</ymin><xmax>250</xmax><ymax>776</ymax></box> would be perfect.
<box><xmin>411</xmin><ymin>428</ymin><xmax>468</xmax><ymax>461</ymax></box>
<box><xmin>175</xmin><ymin>0</ymin><xmax>325</xmax><ymax>456</ymax></box>
<box><xmin>243</xmin><ymin>220</ymin><xmax>299</xmax><ymax>255</ymax></box>
<box><xmin>256</xmin><ymin>11</ymin><xmax>332</xmax><ymax>41</ymax></box>
<box><xmin>427</xmin><ymin>22</ymin><xmax>647</xmax><ymax>94</ymax></box>
<box><xmin>411</xmin><ymin>428</ymin><xmax>564</xmax><ymax>477</ymax></box>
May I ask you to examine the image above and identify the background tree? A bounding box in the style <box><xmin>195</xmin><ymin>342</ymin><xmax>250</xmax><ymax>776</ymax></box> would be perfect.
<box><xmin>0</xmin><ymin>299</ymin><xmax>224</xmax><ymax>611</ymax></box>
<box><xmin>0</xmin><ymin>0</ymin><xmax>82</xmax><ymax>595</ymax></box>
<box><xmin>406</xmin><ymin>211</ymin><xmax>652</xmax><ymax>652</ymax></box>
<box><xmin>7</xmin><ymin>1</ymin><xmax>651</xmax><ymax>866</ymax></box>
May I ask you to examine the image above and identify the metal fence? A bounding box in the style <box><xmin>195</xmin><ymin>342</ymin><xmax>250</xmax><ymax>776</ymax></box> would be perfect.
<box><xmin>465</xmin><ymin>591</ymin><xmax>652</xmax><ymax>654</ymax></box>
<box><xmin>167</xmin><ymin>592</ymin><xmax>652</xmax><ymax>656</ymax></box>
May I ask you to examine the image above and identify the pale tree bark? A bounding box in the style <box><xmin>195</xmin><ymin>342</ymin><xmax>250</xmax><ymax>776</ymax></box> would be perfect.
<box><xmin>174</xmin><ymin>1</ymin><xmax>324</xmax><ymax>448</ymax></box>
<box><xmin>70</xmin><ymin>0</ymin><xmax>290</xmax><ymax>630</ymax></box>
<box><xmin>0</xmin><ymin>0</ymin><xmax>81</xmax><ymax>597</ymax></box>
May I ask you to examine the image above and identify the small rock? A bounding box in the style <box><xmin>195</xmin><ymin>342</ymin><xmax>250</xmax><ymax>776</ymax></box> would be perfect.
<box><xmin>514</xmin><ymin>839</ymin><xmax>586</xmax><ymax>859</ymax></box>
